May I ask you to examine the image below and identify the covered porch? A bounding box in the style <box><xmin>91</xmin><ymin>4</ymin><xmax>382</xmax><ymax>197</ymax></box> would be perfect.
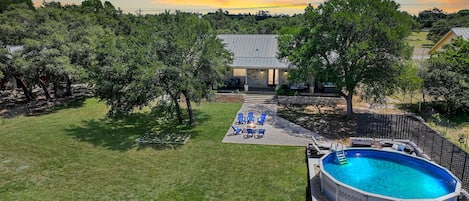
<box><xmin>232</xmin><ymin>68</ymin><xmax>289</xmax><ymax>92</ymax></box>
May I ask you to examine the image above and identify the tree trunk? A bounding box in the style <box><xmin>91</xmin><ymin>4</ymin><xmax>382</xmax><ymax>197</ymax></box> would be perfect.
<box><xmin>53</xmin><ymin>81</ymin><xmax>59</xmax><ymax>98</ymax></box>
<box><xmin>171</xmin><ymin>93</ymin><xmax>183</xmax><ymax>125</ymax></box>
<box><xmin>22</xmin><ymin>86</ymin><xmax>33</xmax><ymax>101</ymax></box>
<box><xmin>39</xmin><ymin>82</ymin><xmax>51</xmax><ymax>100</ymax></box>
<box><xmin>344</xmin><ymin>93</ymin><xmax>354</xmax><ymax>120</ymax></box>
<box><xmin>65</xmin><ymin>76</ymin><xmax>72</xmax><ymax>97</ymax></box>
<box><xmin>39</xmin><ymin>78</ymin><xmax>52</xmax><ymax>101</ymax></box>
<box><xmin>16</xmin><ymin>77</ymin><xmax>33</xmax><ymax>101</ymax></box>
<box><xmin>184</xmin><ymin>94</ymin><xmax>195</xmax><ymax>126</ymax></box>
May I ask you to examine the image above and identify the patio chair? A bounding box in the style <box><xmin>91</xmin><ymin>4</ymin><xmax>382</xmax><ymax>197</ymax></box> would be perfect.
<box><xmin>257</xmin><ymin>113</ymin><xmax>267</xmax><ymax>125</ymax></box>
<box><xmin>231</xmin><ymin>125</ymin><xmax>242</xmax><ymax>135</ymax></box>
<box><xmin>244</xmin><ymin>128</ymin><xmax>254</xmax><ymax>138</ymax></box>
<box><xmin>255</xmin><ymin>129</ymin><xmax>265</xmax><ymax>138</ymax></box>
<box><xmin>246</xmin><ymin>112</ymin><xmax>256</xmax><ymax>123</ymax></box>
<box><xmin>246</xmin><ymin>112</ymin><xmax>255</xmax><ymax>124</ymax></box>
<box><xmin>237</xmin><ymin>113</ymin><xmax>246</xmax><ymax>124</ymax></box>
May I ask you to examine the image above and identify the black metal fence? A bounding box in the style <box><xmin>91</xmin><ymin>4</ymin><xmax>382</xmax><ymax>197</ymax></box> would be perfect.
<box><xmin>356</xmin><ymin>114</ymin><xmax>469</xmax><ymax>190</ymax></box>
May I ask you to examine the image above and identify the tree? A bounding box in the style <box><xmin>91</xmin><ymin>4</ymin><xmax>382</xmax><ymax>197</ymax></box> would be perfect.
<box><xmin>0</xmin><ymin>6</ymin><xmax>36</xmax><ymax>100</ymax></box>
<box><xmin>396</xmin><ymin>62</ymin><xmax>423</xmax><ymax>103</ymax></box>
<box><xmin>0</xmin><ymin>6</ymin><xmax>36</xmax><ymax>45</ymax></box>
<box><xmin>0</xmin><ymin>0</ymin><xmax>34</xmax><ymax>13</ymax></box>
<box><xmin>417</xmin><ymin>8</ymin><xmax>447</xmax><ymax>28</ymax></box>
<box><xmin>280</xmin><ymin>0</ymin><xmax>413</xmax><ymax>119</ymax></box>
<box><xmin>427</xmin><ymin>9</ymin><xmax>469</xmax><ymax>43</ymax></box>
<box><xmin>0</xmin><ymin>3</ymin><xmax>108</xmax><ymax>101</ymax></box>
<box><xmin>92</xmin><ymin>32</ymin><xmax>164</xmax><ymax>116</ymax></box>
<box><xmin>154</xmin><ymin>12</ymin><xmax>231</xmax><ymax>125</ymax></box>
<box><xmin>91</xmin><ymin>12</ymin><xmax>231</xmax><ymax>125</ymax></box>
<box><xmin>423</xmin><ymin>38</ymin><xmax>469</xmax><ymax>113</ymax></box>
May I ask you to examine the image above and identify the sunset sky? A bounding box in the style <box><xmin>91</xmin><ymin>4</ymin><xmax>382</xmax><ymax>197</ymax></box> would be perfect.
<box><xmin>34</xmin><ymin>0</ymin><xmax>468</xmax><ymax>15</ymax></box>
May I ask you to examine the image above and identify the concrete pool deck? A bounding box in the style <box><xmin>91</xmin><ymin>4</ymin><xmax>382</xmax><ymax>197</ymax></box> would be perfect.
<box><xmin>222</xmin><ymin>103</ymin><xmax>330</xmax><ymax>146</ymax></box>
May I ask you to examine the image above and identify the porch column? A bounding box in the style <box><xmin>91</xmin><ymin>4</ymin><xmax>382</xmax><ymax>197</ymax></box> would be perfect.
<box><xmin>244</xmin><ymin>69</ymin><xmax>249</xmax><ymax>92</ymax></box>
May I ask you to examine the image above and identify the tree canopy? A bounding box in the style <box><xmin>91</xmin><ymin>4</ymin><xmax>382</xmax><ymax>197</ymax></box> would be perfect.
<box><xmin>0</xmin><ymin>0</ymin><xmax>34</xmax><ymax>13</ymax></box>
<box><xmin>280</xmin><ymin>0</ymin><xmax>414</xmax><ymax>119</ymax></box>
<box><xmin>417</xmin><ymin>8</ymin><xmax>447</xmax><ymax>28</ymax></box>
<box><xmin>90</xmin><ymin>12</ymin><xmax>232</xmax><ymax>125</ymax></box>
<box><xmin>423</xmin><ymin>38</ymin><xmax>469</xmax><ymax>113</ymax></box>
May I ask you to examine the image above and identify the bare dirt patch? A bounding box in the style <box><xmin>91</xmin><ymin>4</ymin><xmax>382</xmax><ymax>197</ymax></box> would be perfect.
<box><xmin>278</xmin><ymin>98</ymin><xmax>403</xmax><ymax>143</ymax></box>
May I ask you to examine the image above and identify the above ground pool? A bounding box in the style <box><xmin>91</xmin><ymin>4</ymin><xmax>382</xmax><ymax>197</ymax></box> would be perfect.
<box><xmin>320</xmin><ymin>148</ymin><xmax>461</xmax><ymax>201</ymax></box>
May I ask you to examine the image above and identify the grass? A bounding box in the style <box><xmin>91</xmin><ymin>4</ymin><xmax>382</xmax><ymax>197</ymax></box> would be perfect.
<box><xmin>0</xmin><ymin>99</ymin><xmax>307</xmax><ymax>200</ymax></box>
<box><xmin>394</xmin><ymin>94</ymin><xmax>469</xmax><ymax>151</ymax></box>
<box><xmin>407</xmin><ymin>31</ymin><xmax>434</xmax><ymax>49</ymax></box>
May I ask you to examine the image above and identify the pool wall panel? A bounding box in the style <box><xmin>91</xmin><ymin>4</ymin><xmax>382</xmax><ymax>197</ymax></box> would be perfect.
<box><xmin>319</xmin><ymin>148</ymin><xmax>461</xmax><ymax>201</ymax></box>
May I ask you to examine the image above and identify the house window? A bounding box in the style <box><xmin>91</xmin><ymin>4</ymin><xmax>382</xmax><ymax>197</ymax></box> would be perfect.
<box><xmin>268</xmin><ymin>69</ymin><xmax>279</xmax><ymax>85</ymax></box>
<box><xmin>233</xmin><ymin>68</ymin><xmax>246</xmax><ymax>77</ymax></box>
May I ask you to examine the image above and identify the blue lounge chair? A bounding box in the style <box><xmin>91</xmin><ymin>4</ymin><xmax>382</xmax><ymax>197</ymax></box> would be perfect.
<box><xmin>245</xmin><ymin>128</ymin><xmax>254</xmax><ymax>138</ymax></box>
<box><xmin>237</xmin><ymin>113</ymin><xmax>245</xmax><ymax>124</ymax></box>
<box><xmin>246</xmin><ymin>113</ymin><xmax>255</xmax><ymax>124</ymax></box>
<box><xmin>255</xmin><ymin>129</ymin><xmax>265</xmax><ymax>138</ymax></box>
<box><xmin>257</xmin><ymin>113</ymin><xmax>267</xmax><ymax>125</ymax></box>
<box><xmin>231</xmin><ymin>125</ymin><xmax>242</xmax><ymax>135</ymax></box>
<box><xmin>246</xmin><ymin>116</ymin><xmax>256</xmax><ymax>124</ymax></box>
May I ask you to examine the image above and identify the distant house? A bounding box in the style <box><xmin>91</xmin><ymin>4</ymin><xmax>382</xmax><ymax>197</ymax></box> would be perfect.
<box><xmin>429</xmin><ymin>27</ymin><xmax>469</xmax><ymax>54</ymax></box>
<box><xmin>217</xmin><ymin>34</ymin><xmax>292</xmax><ymax>91</ymax></box>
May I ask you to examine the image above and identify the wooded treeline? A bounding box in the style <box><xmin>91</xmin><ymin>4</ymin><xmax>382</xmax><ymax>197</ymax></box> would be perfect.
<box><xmin>0</xmin><ymin>0</ymin><xmax>468</xmax><ymax>122</ymax></box>
<box><xmin>0</xmin><ymin>0</ymin><xmax>234</xmax><ymax>125</ymax></box>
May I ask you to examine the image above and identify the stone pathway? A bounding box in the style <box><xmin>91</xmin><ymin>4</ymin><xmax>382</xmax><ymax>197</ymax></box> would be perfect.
<box><xmin>222</xmin><ymin>103</ymin><xmax>331</xmax><ymax>146</ymax></box>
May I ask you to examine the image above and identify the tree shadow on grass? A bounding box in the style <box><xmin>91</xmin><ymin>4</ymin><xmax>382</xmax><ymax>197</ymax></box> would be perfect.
<box><xmin>64</xmin><ymin>108</ymin><xmax>209</xmax><ymax>151</ymax></box>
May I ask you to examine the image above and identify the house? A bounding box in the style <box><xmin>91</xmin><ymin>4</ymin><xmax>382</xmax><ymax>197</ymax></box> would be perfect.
<box><xmin>428</xmin><ymin>27</ymin><xmax>469</xmax><ymax>54</ymax></box>
<box><xmin>217</xmin><ymin>34</ymin><xmax>292</xmax><ymax>92</ymax></box>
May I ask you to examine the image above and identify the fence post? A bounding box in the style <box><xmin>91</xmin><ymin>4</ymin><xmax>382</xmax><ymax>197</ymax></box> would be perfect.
<box><xmin>462</xmin><ymin>152</ymin><xmax>468</xmax><ymax>186</ymax></box>
<box><xmin>416</xmin><ymin>123</ymin><xmax>420</xmax><ymax>146</ymax></box>
<box><xmin>450</xmin><ymin>144</ymin><xmax>454</xmax><ymax>171</ymax></box>
<box><xmin>430</xmin><ymin>133</ymin><xmax>435</xmax><ymax>159</ymax></box>
<box><xmin>446</xmin><ymin>119</ymin><xmax>449</xmax><ymax>136</ymax></box>
<box><xmin>440</xmin><ymin>136</ymin><xmax>444</xmax><ymax>165</ymax></box>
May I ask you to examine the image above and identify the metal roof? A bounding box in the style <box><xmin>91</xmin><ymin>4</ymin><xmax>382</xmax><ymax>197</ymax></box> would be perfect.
<box><xmin>452</xmin><ymin>27</ymin><xmax>469</xmax><ymax>40</ymax></box>
<box><xmin>217</xmin><ymin>34</ymin><xmax>290</xmax><ymax>69</ymax></box>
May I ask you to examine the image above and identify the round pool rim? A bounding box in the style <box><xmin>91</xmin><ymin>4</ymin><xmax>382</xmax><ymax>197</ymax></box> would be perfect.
<box><xmin>319</xmin><ymin>148</ymin><xmax>461</xmax><ymax>201</ymax></box>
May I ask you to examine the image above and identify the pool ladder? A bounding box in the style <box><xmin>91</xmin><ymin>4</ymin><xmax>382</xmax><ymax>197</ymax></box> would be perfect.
<box><xmin>332</xmin><ymin>143</ymin><xmax>348</xmax><ymax>165</ymax></box>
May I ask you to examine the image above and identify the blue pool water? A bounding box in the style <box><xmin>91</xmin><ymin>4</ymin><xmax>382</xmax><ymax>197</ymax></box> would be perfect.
<box><xmin>322</xmin><ymin>149</ymin><xmax>458</xmax><ymax>199</ymax></box>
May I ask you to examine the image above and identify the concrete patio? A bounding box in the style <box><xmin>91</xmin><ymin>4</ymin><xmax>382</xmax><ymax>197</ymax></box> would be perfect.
<box><xmin>222</xmin><ymin>103</ymin><xmax>330</xmax><ymax>146</ymax></box>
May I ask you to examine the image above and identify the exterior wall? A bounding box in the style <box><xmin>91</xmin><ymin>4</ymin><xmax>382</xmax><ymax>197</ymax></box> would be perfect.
<box><xmin>279</xmin><ymin>70</ymin><xmax>289</xmax><ymax>86</ymax></box>
<box><xmin>246</xmin><ymin>69</ymin><xmax>268</xmax><ymax>88</ymax></box>
<box><xmin>226</xmin><ymin>68</ymin><xmax>290</xmax><ymax>89</ymax></box>
<box><xmin>430</xmin><ymin>32</ymin><xmax>457</xmax><ymax>54</ymax></box>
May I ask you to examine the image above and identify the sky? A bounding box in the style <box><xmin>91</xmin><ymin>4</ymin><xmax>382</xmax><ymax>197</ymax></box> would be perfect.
<box><xmin>34</xmin><ymin>0</ymin><xmax>469</xmax><ymax>15</ymax></box>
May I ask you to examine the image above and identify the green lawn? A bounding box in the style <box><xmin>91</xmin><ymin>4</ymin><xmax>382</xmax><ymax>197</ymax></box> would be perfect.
<box><xmin>407</xmin><ymin>31</ymin><xmax>434</xmax><ymax>49</ymax></box>
<box><xmin>0</xmin><ymin>99</ymin><xmax>307</xmax><ymax>200</ymax></box>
